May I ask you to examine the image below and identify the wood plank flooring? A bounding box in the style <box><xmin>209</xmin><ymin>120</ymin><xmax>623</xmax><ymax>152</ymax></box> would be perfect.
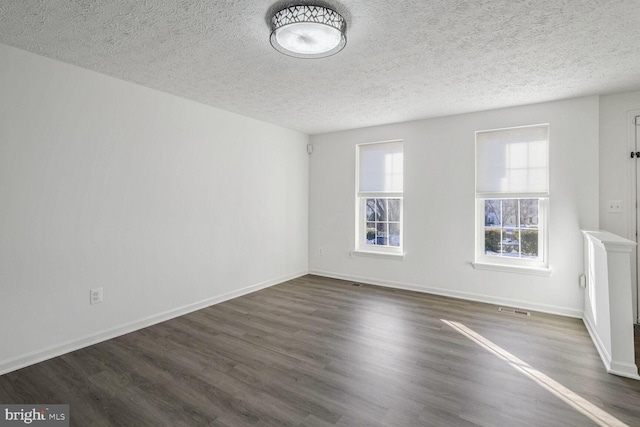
<box><xmin>1</xmin><ymin>275</ymin><xmax>640</xmax><ymax>426</ymax></box>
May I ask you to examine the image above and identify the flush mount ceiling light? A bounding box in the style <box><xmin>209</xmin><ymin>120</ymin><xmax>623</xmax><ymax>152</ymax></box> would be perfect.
<box><xmin>270</xmin><ymin>5</ymin><xmax>346</xmax><ymax>59</ymax></box>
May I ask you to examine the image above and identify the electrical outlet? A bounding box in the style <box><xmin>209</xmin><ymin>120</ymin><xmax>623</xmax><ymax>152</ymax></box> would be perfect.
<box><xmin>607</xmin><ymin>200</ymin><xmax>622</xmax><ymax>213</ymax></box>
<box><xmin>90</xmin><ymin>287</ymin><xmax>103</xmax><ymax>305</ymax></box>
<box><xmin>319</xmin><ymin>246</ymin><xmax>324</xmax><ymax>255</ymax></box>
<box><xmin>348</xmin><ymin>251</ymin><xmax>354</xmax><ymax>257</ymax></box>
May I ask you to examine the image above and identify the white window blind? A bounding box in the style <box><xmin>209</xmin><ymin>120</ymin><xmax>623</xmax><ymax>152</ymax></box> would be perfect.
<box><xmin>475</xmin><ymin>125</ymin><xmax>549</xmax><ymax>198</ymax></box>
<box><xmin>358</xmin><ymin>141</ymin><xmax>403</xmax><ymax>197</ymax></box>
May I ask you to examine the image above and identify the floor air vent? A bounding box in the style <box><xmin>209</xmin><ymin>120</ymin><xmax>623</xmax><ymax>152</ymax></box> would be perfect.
<box><xmin>498</xmin><ymin>307</ymin><xmax>531</xmax><ymax>317</ymax></box>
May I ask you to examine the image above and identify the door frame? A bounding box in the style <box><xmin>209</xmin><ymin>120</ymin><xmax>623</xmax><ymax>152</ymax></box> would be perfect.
<box><xmin>628</xmin><ymin>110</ymin><xmax>640</xmax><ymax>324</ymax></box>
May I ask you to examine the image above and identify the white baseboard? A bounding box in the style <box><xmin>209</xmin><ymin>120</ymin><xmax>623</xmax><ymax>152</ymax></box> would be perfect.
<box><xmin>309</xmin><ymin>269</ymin><xmax>583</xmax><ymax>318</ymax></box>
<box><xmin>0</xmin><ymin>270</ymin><xmax>307</xmax><ymax>376</ymax></box>
<box><xmin>583</xmin><ymin>316</ymin><xmax>640</xmax><ymax>380</ymax></box>
<box><xmin>609</xmin><ymin>361</ymin><xmax>640</xmax><ymax>379</ymax></box>
<box><xmin>582</xmin><ymin>315</ymin><xmax>613</xmax><ymax>371</ymax></box>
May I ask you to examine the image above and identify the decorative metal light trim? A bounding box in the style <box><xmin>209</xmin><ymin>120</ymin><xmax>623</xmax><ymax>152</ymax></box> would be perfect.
<box><xmin>270</xmin><ymin>5</ymin><xmax>347</xmax><ymax>59</ymax></box>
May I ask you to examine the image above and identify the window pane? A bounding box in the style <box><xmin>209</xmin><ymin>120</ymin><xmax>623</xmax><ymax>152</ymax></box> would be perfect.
<box><xmin>520</xmin><ymin>229</ymin><xmax>539</xmax><ymax>257</ymax></box>
<box><xmin>388</xmin><ymin>199</ymin><xmax>401</xmax><ymax>222</ymax></box>
<box><xmin>375</xmin><ymin>199</ymin><xmax>387</xmax><ymax>221</ymax></box>
<box><xmin>376</xmin><ymin>223</ymin><xmax>388</xmax><ymax>245</ymax></box>
<box><xmin>501</xmin><ymin>199</ymin><xmax>518</xmax><ymax>228</ymax></box>
<box><xmin>366</xmin><ymin>223</ymin><xmax>376</xmax><ymax>244</ymax></box>
<box><xmin>485</xmin><ymin>200</ymin><xmax>501</xmax><ymax>226</ymax></box>
<box><xmin>520</xmin><ymin>199</ymin><xmax>538</xmax><ymax>228</ymax></box>
<box><xmin>389</xmin><ymin>223</ymin><xmax>400</xmax><ymax>246</ymax></box>
<box><xmin>366</xmin><ymin>199</ymin><xmax>376</xmax><ymax>221</ymax></box>
<box><xmin>485</xmin><ymin>228</ymin><xmax>500</xmax><ymax>254</ymax></box>
<box><xmin>502</xmin><ymin>229</ymin><xmax>519</xmax><ymax>256</ymax></box>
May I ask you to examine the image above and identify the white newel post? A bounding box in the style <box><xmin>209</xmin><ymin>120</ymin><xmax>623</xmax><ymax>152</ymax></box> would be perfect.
<box><xmin>582</xmin><ymin>230</ymin><xmax>639</xmax><ymax>380</ymax></box>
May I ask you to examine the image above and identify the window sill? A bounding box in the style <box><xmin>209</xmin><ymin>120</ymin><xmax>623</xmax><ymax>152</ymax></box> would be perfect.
<box><xmin>472</xmin><ymin>261</ymin><xmax>552</xmax><ymax>277</ymax></box>
<box><xmin>353</xmin><ymin>250</ymin><xmax>404</xmax><ymax>260</ymax></box>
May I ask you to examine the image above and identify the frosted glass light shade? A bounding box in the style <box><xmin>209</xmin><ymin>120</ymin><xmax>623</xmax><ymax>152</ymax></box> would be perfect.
<box><xmin>275</xmin><ymin>22</ymin><xmax>342</xmax><ymax>56</ymax></box>
<box><xmin>270</xmin><ymin>5</ymin><xmax>346</xmax><ymax>59</ymax></box>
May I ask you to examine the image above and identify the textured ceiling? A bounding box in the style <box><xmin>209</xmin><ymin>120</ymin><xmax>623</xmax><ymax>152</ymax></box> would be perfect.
<box><xmin>1</xmin><ymin>0</ymin><xmax>640</xmax><ymax>134</ymax></box>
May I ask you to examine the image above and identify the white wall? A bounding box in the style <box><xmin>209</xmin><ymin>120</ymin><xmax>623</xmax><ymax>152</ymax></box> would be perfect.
<box><xmin>599</xmin><ymin>89</ymin><xmax>640</xmax><ymax>323</ymax></box>
<box><xmin>0</xmin><ymin>43</ymin><xmax>309</xmax><ymax>373</ymax></box>
<box><xmin>309</xmin><ymin>96</ymin><xmax>600</xmax><ymax>317</ymax></box>
<box><xmin>599</xmin><ymin>90</ymin><xmax>640</xmax><ymax>237</ymax></box>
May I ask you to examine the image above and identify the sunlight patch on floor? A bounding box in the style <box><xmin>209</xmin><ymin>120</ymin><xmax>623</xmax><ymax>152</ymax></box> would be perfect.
<box><xmin>441</xmin><ymin>319</ymin><xmax>628</xmax><ymax>427</ymax></box>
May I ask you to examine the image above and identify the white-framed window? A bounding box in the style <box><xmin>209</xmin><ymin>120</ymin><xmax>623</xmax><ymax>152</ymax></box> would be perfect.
<box><xmin>474</xmin><ymin>124</ymin><xmax>549</xmax><ymax>272</ymax></box>
<box><xmin>356</xmin><ymin>140</ymin><xmax>403</xmax><ymax>256</ymax></box>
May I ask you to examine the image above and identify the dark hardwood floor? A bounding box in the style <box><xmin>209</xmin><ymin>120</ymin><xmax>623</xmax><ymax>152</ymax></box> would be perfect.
<box><xmin>1</xmin><ymin>275</ymin><xmax>640</xmax><ymax>426</ymax></box>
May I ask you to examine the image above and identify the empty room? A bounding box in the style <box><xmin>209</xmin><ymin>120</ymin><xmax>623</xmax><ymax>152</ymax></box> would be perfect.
<box><xmin>2</xmin><ymin>1</ymin><xmax>640</xmax><ymax>426</ymax></box>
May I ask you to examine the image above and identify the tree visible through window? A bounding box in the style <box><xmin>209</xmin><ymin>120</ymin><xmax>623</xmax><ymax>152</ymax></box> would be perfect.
<box><xmin>366</xmin><ymin>198</ymin><xmax>401</xmax><ymax>247</ymax></box>
<box><xmin>484</xmin><ymin>199</ymin><xmax>539</xmax><ymax>259</ymax></box>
